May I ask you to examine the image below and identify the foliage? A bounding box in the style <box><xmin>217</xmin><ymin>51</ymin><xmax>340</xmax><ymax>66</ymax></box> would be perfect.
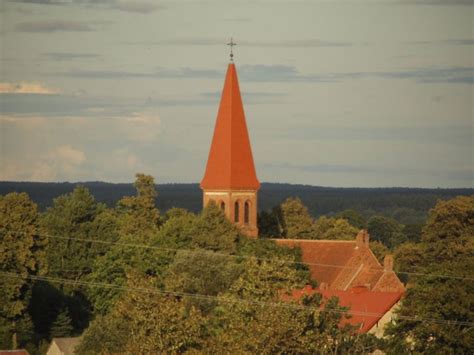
<box><xmin>116</xmin><ymin>173</ymin><xmax>160</xmax><ymax>234</ymax></box>
<box><xmin>274</xmin><ymin>197</ymin><xmax>314</xmax><ymax>239</ymax></box>
<box><xmin>384</xmin><ymin>196</ymin><xmax>474</xmax><ymax>352</ymax></box>
<box><xmin>257</xmin><ymin>210</ymin><xmax>281</xmax><ymax>238</ymax></box>
<box><xmin>312</xmin><ymin>216</ymin><xmax>359</xmax><ymax>240</ymax></box>
<box><xmin>336</xmin><ymin>209</ymin><xmax>367</xmax><ymax>229</ymax></box>
<box><xmin>164</xmin><ymin>251</ymin><xmax>243</xmax><ymax>313</ymax></box>
<box><xmin>77</xmin><ymin>273</ymin><xmax>206</xmax><ymax>354</ymax></box>
<box><xmin>367</xmin><ymin>215</ymin><xmax>407</xmax><ymax>249</ymax></box>
<box><xmin>50</xmin><ymin>309</ymin><xmax>74</xmax><ymax>338</ymax></box>
<box><xmin>369</xmin><ymin>240</ymin><xmax>390</xmax><ymax>264</ymax></box>
<box><xmin>0</xmin><ymin>192</ymin><xmax>46</xmax><ymax>349</ymax></box>
<box><xmin>41</xmin><ymin>186</ymin><xmax>118</xmax><ymax>281</ymax></box>
<box><xmin>210</xmin><ymin>257</ymin><xmax>377</xmax><ymax>353</ymax></box>
<box><xmin>190</xmin><ymin>202</ymin><xmax>239</xmax><ymax>253</ymax></box>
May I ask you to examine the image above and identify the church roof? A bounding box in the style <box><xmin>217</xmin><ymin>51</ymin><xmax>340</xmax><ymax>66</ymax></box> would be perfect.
<box><xmin>200</xmin><ymin>63</ymin><xmax>260</xmax><ymax>190</ymax></box>
<box><xmin>287</xmin><ymin>285</ymin><xmax>403</xmax><ymax>333</ymax></box>
<box><xmin>275</xmin><ymin>235</ymin><xmax>405</xmax><ymax>293</ymax></box>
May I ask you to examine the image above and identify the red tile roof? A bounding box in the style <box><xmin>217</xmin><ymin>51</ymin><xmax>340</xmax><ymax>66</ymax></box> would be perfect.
<box><xmin>0</xmin><ymin>351</ymin><xmax>29</xmax><ymax>355</ymax></box>
<box><xmin>289</xmin><ymin>285</ymin><xmax>403</xmax><ymax>333</ymax></box>
<box><xmin>200</xmin><ymin>64</ymin><xmax>260</xmax><ymax>190</ymax></box>
<box><xmin>275</xmin><ymin>238</ymin><xmax>405</xmax><ymax>293</ymax></box>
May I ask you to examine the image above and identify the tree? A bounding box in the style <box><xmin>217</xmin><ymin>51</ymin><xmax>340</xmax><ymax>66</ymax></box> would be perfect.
<box><xmin>0</xmin><ymin>192</ymin><xmax>46</xmax><ymax>349</ymax></box>
<box><xmin>50</xmin><ymin>309</ymin><xmax>73</xmax><ymax>338</ymax></box>
<box><xmin>274</xmin><ymin>197</ymin><xmax>314</xmax><ymax>239</ymax></box>
<box><xmin>367</xmin><ymin>215</ymin><xmax>407</xmax><ymax>249</ymax></box>
<box><xmin>384</xmin><ymin>196</ymin><xmax>474</xmax><ymax>352</ymax></box>
<box><xmin>257</xmin><ymin>210</ymin><xmax>281</xmax><ymax>238</ymax></box>
<box><xmin>210</xmin><ymin>257</ymin><xmax>377</xmax><ymax>353</ymax></box>
<box><xmin>312</xmin><ymin>216</ymin><xmax>358</xmax><ymax>240</ymax></box>
<box><xmin>336</xmin><ymin>209</ymin><xmax>367</xmax><ymax>229</ymax></box>
<box><xmin>116</xmin><ymin>173</ymin><xmax>160</xmax><ymax>235</ymax></box>
<box><xmin>164</xmin><ymin>251</ymin><xmax>242</xmax><ymax>313</ymax></box>
<box><xmin>77</xmin><ymin>273</ymin><xmax>206</xmax><ymax>354</ymax></box>
<box><xmin>41</xmin><ymin>185</ymin><xmax>118</xmax><ymax>281</ymax></box>
<box><xmin>369</xmin><ymin>240</ymin><xmax>390</xmax><ymax>264</ymax></box>
<box><xmin>190</xmin><ymin>202</ymin><xmax>239</xmax><ymax>253</ymax></box>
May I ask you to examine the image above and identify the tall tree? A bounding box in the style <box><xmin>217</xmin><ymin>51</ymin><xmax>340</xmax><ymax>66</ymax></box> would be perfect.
<box><xmin>50</xmin><ymin>309</ymin><xmax>73</xmax><ymax>338</ymax></box>
<box><xmin>336</xmin><ymin>209</ymin><xmax>367</xmax><ymax>229</ymax></box>
<box><xmin>77</xmin><ymin>273</ymin><xmax>206</xmax><ymax>354</ymax></box>
<box><xmin>312</xmin><ymin>216</ymin><xmax>358</xmax><ymax>240</ymax></box>
<box><xmin>275</xmin><ymin>197</ymin><xmax>314</xmax><ymax>239</ymax></box>
<box><xmin>41</xmin><ymin>185</ymin><xmax>118</xmax><ymax>281</ymax></box>
<box><xmin>116</xmin><ymin>173</ymin><xmax>160</xmax><ymax>235</ymax></box>
<box><xmin>367</xmin><ymin>215</ymin><xmax>407</xmax><ymax>248</ymax></box>
<box><xmin>0</xmin><ymin>192</ymin><xmax>46</xmax><ymax>349</ymax></box>
<box><xmin>384</xmin><ymin>196</ymin><xmax>474</xmax><ymax>353</ymax></box>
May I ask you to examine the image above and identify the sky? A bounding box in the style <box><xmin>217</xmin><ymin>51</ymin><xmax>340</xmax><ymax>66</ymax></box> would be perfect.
<box><xmin>0</xmin><ymin>0</ymin><xmax>472</xmax><ymax>188</ymax></box>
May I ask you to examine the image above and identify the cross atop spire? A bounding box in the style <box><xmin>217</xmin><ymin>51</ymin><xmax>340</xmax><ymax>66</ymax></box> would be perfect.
<box><xmin>227</xmin><ymin>37</ymin><xmax>237</xmax><ymax>62</ymax></box>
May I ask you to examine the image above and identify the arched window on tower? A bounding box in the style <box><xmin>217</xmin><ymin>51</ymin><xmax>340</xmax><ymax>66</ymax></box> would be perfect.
<box><xmin>234</xmin><ymin>201</ymin><xmax>240</xmax><ymax>222</ymax></box>
<box><xmin>244</xmin><ymin>201</ymin><xmax>250</xmax><ymax>224</ymax></box>
<box><xmin>220</xmin><ymin>201</ymin><xmax>225</xmax><ymax>212</ymax></box>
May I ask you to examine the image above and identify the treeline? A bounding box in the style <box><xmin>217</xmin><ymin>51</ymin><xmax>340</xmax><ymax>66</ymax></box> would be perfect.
<box><xmin>1</xmin><ymin>181</ymin><xmax>472</xmax><ymax>224</ymax></box>
<box><xmin>1</xmin><ymin>175</ymin><xmax>472</xmax><ymax>353</ymax></box>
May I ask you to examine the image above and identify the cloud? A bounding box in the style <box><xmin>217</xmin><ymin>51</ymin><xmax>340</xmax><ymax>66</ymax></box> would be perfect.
<box><xmin>0</xmin><ymin>112</ymin><xmax>161</xmax><ymax>181</ymax></box>
<box><xmin>15</xmin><ymin>20</ymin><xmax>97</xmax><ymax>32</ymax></box>
<box><xmin>410</xmin><ymin>39</ymin><xmax>474</xmax><ymax>46</ymax></box>
<box><xmin>0</xmin><ymin>82</ymin><xmax>59</xmax><ymax>94</ymax></box>
<box><xmin>53</xmin><ymin>67</ymin><xmax>222</xmax><ymax>79</ymax></box>
<box><xmin>125</xmin><ymin>37</ymin><xmax>352</xmax><ymax>47</ymax></box>
<box><xmin>0</xmin><ymin>143</ymin><xmax>86</xmax><ymax>181</ymax></box>
<box><xmin>42</xmin><ymin>52</ymin><xmax>100</xmax><ymax>61</ymax></box>
<box><xmin>49</xmin><ymin>64</ymin><xmax>474</xmax><ymax>84</ymax></box>
<box><xmin>8</xmin><ymin>0</ymin><xmax>165</xmax><ymax>13</ymax></box>
<box><xmin>54</xmin><ymin>144</ymin><xmax>86</xmax><ymax>165</ymax></box>
<box><xmin>399</xmin><ymin>0</ymin><xmax>473</xmax><ymax>5</ymax></box>
<box><xmin>111</xmin><ymin>2</ymin><xmax>164</xmax><ymax>13</ymax></box>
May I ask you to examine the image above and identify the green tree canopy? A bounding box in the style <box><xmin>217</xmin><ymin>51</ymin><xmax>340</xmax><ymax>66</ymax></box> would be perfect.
<box><xmin>384</xmin><ymin>196</ymin><xmax>474</xmax><ymax>353</ymax></box>
<box><xmin>312</xmin><ymin>216</ymin><xmax>359</xmax><ymax>240</ymax></box>
<box><xmin>274</xmin><ymin>197</ymin><xmax>314</xmax><ymax>239</ymax></box>
<box><xmin>50</xmin><ymin>309</ymin><xmax>74</xmax><ymax>338</ymax></box>
<box><xmin>116</xmin><ymin>173</ymin><xmax>160</xmax><ymax>234</ymax></box>
<box><xmin>77</xmin><ymin>273</ymin><xmax>206</xmax><ymax>354</ymax></box>
<box><xmin>336</xmin><ymin>209</ymin><xmax>367</xmax><ymax>229</ymax></box>
<box><xmin>367</xmin><ymin>215</ymin><xmax>407</xmax><ymax>249</ymax></box>
<box><xmin>0</xmin><ymin>192</ymin><xmax>46</xmax><ymax>349</ymax></box>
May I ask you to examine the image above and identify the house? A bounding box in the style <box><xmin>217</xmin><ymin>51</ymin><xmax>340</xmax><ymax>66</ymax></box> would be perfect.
<box><xmin>276</xmin><ymin>231</ymin><xmax>405</xmax><ymax>335</ymax></box>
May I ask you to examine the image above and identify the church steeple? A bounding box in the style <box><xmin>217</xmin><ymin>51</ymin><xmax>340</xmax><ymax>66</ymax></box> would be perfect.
<box><xmin>200</xmin><ymin>57</ymin><xmax>260</xmax><ymax>238</ymax></box>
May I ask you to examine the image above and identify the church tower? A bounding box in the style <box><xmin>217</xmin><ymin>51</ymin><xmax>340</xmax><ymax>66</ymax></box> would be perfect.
<box><xmin>200</xmin><ymin>56</ymin><xmax>260</xmax><ymax>238</ymax></box>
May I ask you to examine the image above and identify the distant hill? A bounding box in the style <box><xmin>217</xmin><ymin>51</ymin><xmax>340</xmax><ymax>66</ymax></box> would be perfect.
<box><xmin>0</xmin><ymin>181</ymin><xmax>472</xmax><ymax>224</ymax></box>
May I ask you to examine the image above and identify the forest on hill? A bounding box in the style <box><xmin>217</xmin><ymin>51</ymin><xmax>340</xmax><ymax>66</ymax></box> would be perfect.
<box><xmin>1</xmin><ymin>176</ymin><xmax>473</xmax><ymax>353</ymax></box>
<box><xmin>1</xmin><ymin>181</ymin><xmax>472</xmax><ymax>225</ymax></box>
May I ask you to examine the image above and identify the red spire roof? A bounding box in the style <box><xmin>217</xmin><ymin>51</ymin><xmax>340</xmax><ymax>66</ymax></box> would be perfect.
<box><xmin>200</xmin><ymin>63</ymin><xmax>260</xmax><ymax>190</ymax></box>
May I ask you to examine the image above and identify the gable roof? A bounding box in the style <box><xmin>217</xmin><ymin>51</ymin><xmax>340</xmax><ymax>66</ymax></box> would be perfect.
<box><xmin>275</xmin><ymin>235</ymin><xmax>405</xmax><ymax>293</ymax></box>
<box><xmin>200</xmin><ymin>63</ymin><xmax>260</xmax><ymax>190</ymax></box>
<box><xmin>288</xmin><ymin>285</ymin><xmax>403</xmax><ymax>333</ymax></box>
<box><xmin>51</xmin><ymin>337</ymin><xmax>81</xmax><ymax>354</ymax></box>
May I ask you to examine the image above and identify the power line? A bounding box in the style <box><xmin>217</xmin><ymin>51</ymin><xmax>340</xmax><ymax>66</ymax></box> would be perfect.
<box><xmin>1</xmin><ymin>270</ymin><xmax>473</xmax><ymax>328</ymax></box>
<box><xmin>21</xmin><ymin>231</ymin><xmax>474</xmax><ymax>281</ymax></box>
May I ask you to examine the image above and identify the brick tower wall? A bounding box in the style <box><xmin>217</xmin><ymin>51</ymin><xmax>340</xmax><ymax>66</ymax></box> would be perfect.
<box><xmin>203</xmin><ymin>189</ymin><xmax>258</xmax><ymax>238</ymax></box>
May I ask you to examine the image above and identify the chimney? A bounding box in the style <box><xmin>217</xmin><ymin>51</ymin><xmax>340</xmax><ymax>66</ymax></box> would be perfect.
<box><xmin>384</xmin><ymin>255</ymin><xmax>394</xmax><ymax>272</ymax></box>
<box><xmin>356</xmin><ymin>230</ymin><xmax>370</xmax><ymax>248</ymax></box>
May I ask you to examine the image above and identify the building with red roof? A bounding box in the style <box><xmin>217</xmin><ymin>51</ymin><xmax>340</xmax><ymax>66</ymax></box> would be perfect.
<box><xmin>200</xmin><ymin>51</ymin><xmax>405</xmax><ymax>335</ymax></box>
<box><xmin>276</xmin><ymin>231</ymin><xmax>405</xmax><ymax>335</ymax></box>
<box><xmin>201</xmin><ymin>62</ymin><xmax>260</xmax><ymax>237</ymax></box>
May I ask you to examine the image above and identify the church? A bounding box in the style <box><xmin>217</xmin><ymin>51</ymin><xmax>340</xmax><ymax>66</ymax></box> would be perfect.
<box><xmin>200</xmin><ymin>49</ymin><xmax>405</xmax><ymax>335</ymax></box>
